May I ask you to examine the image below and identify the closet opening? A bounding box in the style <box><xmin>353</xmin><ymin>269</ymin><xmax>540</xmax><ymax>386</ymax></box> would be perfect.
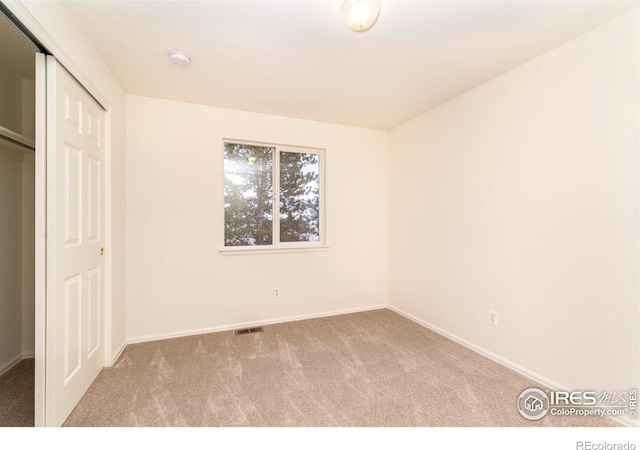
<box><xmin>0</xmin><ymin>7</ymin><xmax>39</xmax><ymax>427</ymax></box>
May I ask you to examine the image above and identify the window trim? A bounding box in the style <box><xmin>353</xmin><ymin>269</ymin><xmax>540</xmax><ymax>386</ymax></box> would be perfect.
<box><xmin>220</xmin><ymin>138</ymin><xmax>326</xmax><ymax>253</ymax></box>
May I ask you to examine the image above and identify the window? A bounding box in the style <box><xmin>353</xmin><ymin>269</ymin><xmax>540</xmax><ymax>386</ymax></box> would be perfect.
<box><xmin>223</xmin><ymin>140</ymin><xmax>324</xmax><ymax>251</ymax></box>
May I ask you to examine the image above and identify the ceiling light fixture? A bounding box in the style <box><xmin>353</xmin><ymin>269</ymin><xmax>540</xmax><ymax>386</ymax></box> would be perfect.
<box><xmin>340</xmin><ymin>0</ymin><xmax>380</xmax><ymax>32</ymax></box>
<box><xmin>168</xmin><ymin>50</ymin><xmax>191</xmax><ymax>67</ymax></box>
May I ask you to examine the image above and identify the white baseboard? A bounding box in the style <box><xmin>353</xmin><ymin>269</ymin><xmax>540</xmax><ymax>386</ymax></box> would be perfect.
<box><xmin>127</xmin><ymin>304</ymin><xmax>387</xmax><ymax>345</ymax></box>
<box><xmin>0</xmin><ymin>351</ymin><xmax>36</xmax><ymax>377</ymax></box>
<box><xmin>387</xmin><ymin>305</ymin><xmax>568</xmax><ymax>391</ymax></box>
<box><xmin>387</xmin><ymin>305</ymin><xmax>636</xmax><ymax>428</ymax></box>
<box><xmin>110</xmin><ymin>340</ymin><xmax>127</xmax><ymax>366</ymax></box>
<box><xmin>0</xmin><ymin>353</ymin><xmax>24</xmax><ymax>377</ymax></box>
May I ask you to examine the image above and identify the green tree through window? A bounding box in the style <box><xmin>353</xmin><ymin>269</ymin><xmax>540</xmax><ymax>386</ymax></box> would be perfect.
<box><xmin>224</xmin><ymin>143</ymin><xmax>273</xmax><ymax>246</ymax></box>
<box><xmin>279</xmin><ymin>152</ymin><xmax>319</xmax><ymax>242</ymax></box>
<box><xmin>224</xmin><ymin>142</ymin><xmax>323</xmax><ymax>248</ymax></box>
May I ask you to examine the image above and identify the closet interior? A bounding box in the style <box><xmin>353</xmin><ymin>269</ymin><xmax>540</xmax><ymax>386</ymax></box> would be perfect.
<box><xmin>0</xmin><ymin>9</ymin><xmax>38</xmax><ymax>427</ymax></box>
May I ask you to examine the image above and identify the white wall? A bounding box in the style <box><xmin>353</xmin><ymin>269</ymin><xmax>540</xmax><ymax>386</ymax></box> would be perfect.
<box><xmin>126</xmin><ymin>95</ymin><xmax>388</xmax><ymax>341</ymax></box>
<box><xmin>0</xmin><ymin>146</ymin><xmax>24</xmax><ymax>372</ymax></box>
<box><xmin>10</xmin><ymin>0</ymin><xmax>128</xmax><ymax>359</ymax></box>
<box><xmin>389</xmin><ymin>7</ymin><xmax>639</xmax><ymax>404</ymax></box>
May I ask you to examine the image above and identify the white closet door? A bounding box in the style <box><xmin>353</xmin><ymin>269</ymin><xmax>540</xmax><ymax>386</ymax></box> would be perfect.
<box><xmin>45</xmin><ymin>55</ymin><xmax>105</xmax><ymax>426</ymax></box>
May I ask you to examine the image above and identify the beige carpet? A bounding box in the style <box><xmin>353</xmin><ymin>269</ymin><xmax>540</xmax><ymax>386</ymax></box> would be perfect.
<box><xmin>64</xmin><ymin>309</ymin><xmax>616</xmax><ymax>427</ymax></box>
<box><xmin>0</xmin><ymin>358</ymin><xmax>34</xmax><ymax>427</ymax></box>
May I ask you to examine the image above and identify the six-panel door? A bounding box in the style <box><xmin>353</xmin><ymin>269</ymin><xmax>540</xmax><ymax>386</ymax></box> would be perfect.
<box><xmin>47</xmin><ymin>56</ymin><xmax>105</xmax><ymax>426</ymax></box>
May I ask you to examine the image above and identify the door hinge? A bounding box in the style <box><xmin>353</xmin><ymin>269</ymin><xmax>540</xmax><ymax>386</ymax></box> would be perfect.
<box><xmin>100</xmin><ymin>247</ymin><xmax>104</xmax><ymax>256</ymax></box>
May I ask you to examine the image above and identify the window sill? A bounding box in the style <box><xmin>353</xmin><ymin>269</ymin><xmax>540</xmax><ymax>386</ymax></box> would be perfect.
<box><xmin>220</xmin><ymin>245</ymin><xmax>329</xmax><ymax>256</ymax></box>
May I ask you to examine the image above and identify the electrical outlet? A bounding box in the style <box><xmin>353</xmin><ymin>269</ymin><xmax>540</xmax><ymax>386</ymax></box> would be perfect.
<box><xmin>489</xmin><ymin>310</ymin><xmax>498</xmax><ymax>327</ymax></box>
<box><xmin>273</xmin><ymin>287</ymin><xmax>281</xmax><ymax>298</ymax></box>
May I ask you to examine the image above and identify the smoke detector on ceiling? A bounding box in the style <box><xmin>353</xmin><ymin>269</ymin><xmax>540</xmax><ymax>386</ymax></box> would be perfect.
<box><xmin>168</xmin><ymin>50</ymin><xmax>191</xmax><ymax>67</ymax></box>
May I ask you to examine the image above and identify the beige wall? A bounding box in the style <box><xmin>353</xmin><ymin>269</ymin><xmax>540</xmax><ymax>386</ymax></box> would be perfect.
<box><xmin>0</xmin><ymin>66</ymin><xmax>34</xmax><ymax>140</ymax></box>
<box><xmin>0</xmin><ymin>145</ymin><xmax>34</xmax><ymax>371</ymax></box>
<box><xmin>0</xmin><ymin>147</ymin><xmax>24</xmax><ymax>372</ymax></box>
<box><xmin>21</xmin><ymin>155</ymin><xmax>35</xmax><ymax>356</ymax></box>
<box><xmin>15</xmin><ymin>0</ymin><xmax>128</xmax><ymax>359</ymax></box>
<box><xmin>21</xmin><ymin>78</ymin><xmax>35</xmax><ymax>141</ymax></box>
<box><xmin>0</xmin><ymin>64</ymin><xmax>22</xmax><ymax>134</ymax></box>
<box><xmin>389</xmin><ymin>7</ymin><xmax>639</xmax><ymax>408</ymax></box>
<box><xmin>126</xmin><ymin>95</ymin><xmax>388</xmax><ymax>341</ymax></box>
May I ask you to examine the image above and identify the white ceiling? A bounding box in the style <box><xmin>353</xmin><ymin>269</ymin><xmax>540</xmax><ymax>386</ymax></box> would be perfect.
<box><xmin>64</xmin><ymin>0</ymin><xmax>639</xmax><ymax>130</ymax></box>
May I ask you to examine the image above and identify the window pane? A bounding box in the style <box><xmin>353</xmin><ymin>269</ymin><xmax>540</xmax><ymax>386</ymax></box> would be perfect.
<box><xmin>279</xmin><ymin>151</ymin><xmax>320</xmax><ymax>243</ymax></box>
<box><xmin>224</xmin><ymin>143</ymin><xmax>273</xmax><ymax>246</ymax></box>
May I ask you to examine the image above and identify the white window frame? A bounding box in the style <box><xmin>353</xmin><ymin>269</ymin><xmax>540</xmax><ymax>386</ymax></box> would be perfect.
<box><xmin>220</xmin><ymin>139</ymin><xmax>327</xmax><ymax>255</ymax></box>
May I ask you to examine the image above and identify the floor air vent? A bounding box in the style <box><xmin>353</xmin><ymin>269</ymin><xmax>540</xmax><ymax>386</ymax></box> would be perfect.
<box><xmin>234</xmin><ymin>326</ymin><xmax>264</xmax><ymax>335</ymax></box>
